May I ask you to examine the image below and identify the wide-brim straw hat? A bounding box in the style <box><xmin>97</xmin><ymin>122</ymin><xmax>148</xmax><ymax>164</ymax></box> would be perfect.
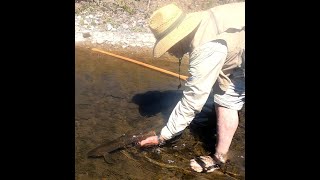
<box><xmin>149</xmin><ymin>4</ymin><xmax>204</xmax><ymax>58</ymax></box>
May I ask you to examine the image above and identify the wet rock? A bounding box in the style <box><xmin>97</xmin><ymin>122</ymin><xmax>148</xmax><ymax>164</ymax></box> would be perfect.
<box><xmin>83</xmin><ymin>19</ymin><xmax>89</xmax><ymax>25</ymax></box>
<box><xmin>97</xmin><ymin>38</ymin><xmax>106</xmax><ymax>44</ymax></box>
<box><xmin>122</xmin><ymin>23</ymin><xmax>129</xmax><ymax>29</ymax></box>
<box><xmin>106</xmin><ymin>23</ymin><xmax>113</xmax><ymax>31</ymax></box>
<box><xmin>131</xmin><ymin>20</ymin><xmax>136</xmax><ymax>27</ymax></box>
<box><xmin>83</xmin><ymin>32</ymin><xmax>91</xmax><ymax>38</ymax></box>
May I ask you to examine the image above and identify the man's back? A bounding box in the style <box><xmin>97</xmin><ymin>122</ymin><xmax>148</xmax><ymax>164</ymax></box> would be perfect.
<box><xmin>210</xmin><ymin>2</ymin><xmax>245</xmax><ymax>33</ymax></box>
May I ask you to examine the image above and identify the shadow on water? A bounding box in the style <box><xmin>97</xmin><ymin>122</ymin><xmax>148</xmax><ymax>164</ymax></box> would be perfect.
<box><xmin>131</xmin><ymin>90</ymin><xmax>182</xmax><ymax>120</ymax></box>
<box><xmin>131</xmin><ymin>89</ymin><xmax>218</xmax><ymax>153</ymax></box>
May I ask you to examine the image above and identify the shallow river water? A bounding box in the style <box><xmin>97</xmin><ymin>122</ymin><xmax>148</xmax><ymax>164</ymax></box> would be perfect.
<box><xmin>75</xmin><ymin>46</ymin><xmax>245</xmax><ymax>180</ymax></box>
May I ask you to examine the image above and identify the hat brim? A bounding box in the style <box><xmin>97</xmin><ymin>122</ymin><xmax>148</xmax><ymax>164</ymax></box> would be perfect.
<box><xmin>153</xmin><ymin>12</ymin><xmax>204</xmax><ymax>58</ymax></box>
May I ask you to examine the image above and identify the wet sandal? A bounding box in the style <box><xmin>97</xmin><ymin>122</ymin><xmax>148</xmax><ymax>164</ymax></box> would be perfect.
<box><xmin>190</xmin><ymin>156</ymin><xmax>221</xmax><ymax>173</ymax></box>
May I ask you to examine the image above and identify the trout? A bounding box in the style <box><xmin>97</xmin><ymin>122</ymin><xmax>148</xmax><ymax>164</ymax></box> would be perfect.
<box><xmin>87</xmin><ymin>130</ymin><xmax>156</xmax><ymax>162</ymax></box>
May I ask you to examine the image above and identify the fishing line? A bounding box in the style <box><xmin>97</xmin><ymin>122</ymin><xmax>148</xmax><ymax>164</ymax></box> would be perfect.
<box><xmin>178</xmin><ymin>57</ymin><xmax>182</xmax><ymax>89</ymax></box>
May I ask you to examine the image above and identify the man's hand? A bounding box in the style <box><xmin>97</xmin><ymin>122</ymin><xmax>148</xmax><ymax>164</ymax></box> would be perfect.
<box><xmin>138</xmin><ymin>135</ymin><xmax>159</xmax><ymax>147</ymax></box>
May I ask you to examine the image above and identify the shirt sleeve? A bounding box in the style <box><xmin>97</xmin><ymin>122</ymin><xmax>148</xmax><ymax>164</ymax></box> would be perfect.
<box><xmin>160</xmin><ymin>41</ymin><xmax>227</xmax><ymax>140</ymax></box>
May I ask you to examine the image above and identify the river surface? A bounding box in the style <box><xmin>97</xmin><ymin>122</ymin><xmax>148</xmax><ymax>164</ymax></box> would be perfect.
<box><xmin>75</xmin><ymin>46</ymin><xmax>245</xmax><ymax>180</ymax></box>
